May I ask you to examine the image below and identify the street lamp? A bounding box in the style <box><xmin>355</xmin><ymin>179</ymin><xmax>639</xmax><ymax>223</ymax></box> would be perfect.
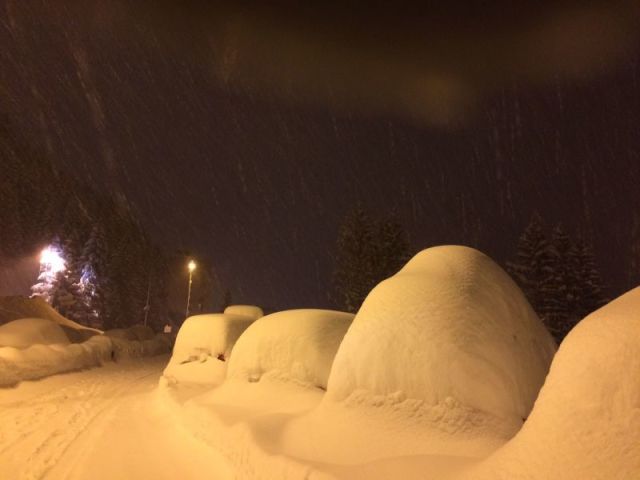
<box><xmin>185</xmin><ymin>260</ymin><xmax>196</xmax><ymax>318</ymax></box>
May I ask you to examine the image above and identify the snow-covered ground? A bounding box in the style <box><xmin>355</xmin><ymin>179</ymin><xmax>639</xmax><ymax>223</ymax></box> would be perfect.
<box><xmin>1</xmin><ymin>249</ymin><xmax>638</xmax><ymax>479</ymax></box>
<box><xmin>155</xmin><ymin>248</ymin><xmax>637</xmax><ymax>480</ymax></box>
<box><xmin>464</xmin><ymin>286</ymin><xmax>640</xmax><ymax>480</ymax></box>
<box><xmin>0</xmin><ymin>356</ymin><xmax>231</xmax><ymax>480</ymax></box>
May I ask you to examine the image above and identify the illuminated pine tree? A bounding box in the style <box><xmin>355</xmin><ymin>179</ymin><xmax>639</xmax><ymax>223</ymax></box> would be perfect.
<box><xmin>31</xmin><ymin>240</ymin><xmax>66</xmax><ymax>304</ymax></box>
<box><xmin>80</xmin><ymin>226</ymin><xmax>111</xmax><ymax>329</ymax></box>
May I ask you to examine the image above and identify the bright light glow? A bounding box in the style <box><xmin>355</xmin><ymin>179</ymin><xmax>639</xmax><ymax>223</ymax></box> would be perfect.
<box><xmin>188</xmin><ymin>260</ymin><xmax>197</xmax><ymax>273</ymax></box>
<box><xmin>40</xmin><ymin>246</ymin><xmax>66</xmax><ymax>273</ymax></box>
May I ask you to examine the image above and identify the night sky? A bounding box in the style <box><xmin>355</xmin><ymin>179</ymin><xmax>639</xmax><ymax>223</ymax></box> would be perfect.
<box><xmin>2</xmin><ymin>1</ymin><xmax>640</xmax><ymax>311</ymax></box>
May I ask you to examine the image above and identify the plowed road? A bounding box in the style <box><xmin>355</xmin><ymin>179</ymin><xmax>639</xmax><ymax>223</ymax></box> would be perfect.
<box><xmin>0</xmin><ymin>356</ymin><xmax>231</xmax><ymax>480</ymax></box>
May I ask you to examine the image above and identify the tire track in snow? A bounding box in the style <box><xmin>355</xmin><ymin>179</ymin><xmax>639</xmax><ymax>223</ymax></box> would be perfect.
<box><xmin>0</xmin><ymin>359</ymin><xmax>167</xmax><ymax>480</ymax></box>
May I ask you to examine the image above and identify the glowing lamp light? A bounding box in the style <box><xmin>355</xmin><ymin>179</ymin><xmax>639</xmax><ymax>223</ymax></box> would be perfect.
<box><xmin>40</xmin><ymin>246</ymin><xmax>66</xmax><ymax>273</ymax></box>
<box><xmin>188</xmin><ymin>260</ymin><xmax>196</xmax><ymax>273</ymax></box>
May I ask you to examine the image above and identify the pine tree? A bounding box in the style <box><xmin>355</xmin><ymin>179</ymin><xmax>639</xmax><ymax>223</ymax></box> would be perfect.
<box><xmin>509</xmin><ymin>218</ymin><xmax>609</xmax><ymax>343</ymax></box>
<box><xmin>58</xmin><ymin>231</ymin><xmax>91</xmax><ymax>324</ymax></box>
<box><xmin>31</xmin><ymin>239</ymin><xmax>66</xmax><ymax>304</ymax></box>
<box><xmin>50</xmin><ymin>270</ymin><xmax>79</xmax><ymax>319</ymax></box>
<box><xmin>572</xmin><ymin>238</ymin><xmax>608</xmax><ymax>319</ymax></box>
<box><xmin>332</xmin><ymin>206</ymin><xmax>376</xmax><ymax>312</ymax></box>
<box><xmin>332</xmin><ymin>206</ymin><xmax>411</xmax><ymax>313</ymax></box>
<box><xmin>373</xmin><ymin>216</ymin><xmax>411</xmax><ymax>281</ymax></box>
<box><xmin>507</xmin><ymin>214</ymin><xmax>553</xmax><ymax>316</ymax></box>
<box><xmin>81</xmin><ymin>225</ymin><xmax>111</xmax><ymax>329</ymax></box>
<box><xmin>2</xmin><ymin>118</ymin><xmax>171</xmax><ymax>331</ymax></box>
<box><xmin>539</xmin><ymin>225</ymin><xmax>575</xmax><ymax>340</ymax></box>
<box><xmin>543</xmin><ymin>231</ymin><xmax>608</xmax><ymax>341</ymax></box>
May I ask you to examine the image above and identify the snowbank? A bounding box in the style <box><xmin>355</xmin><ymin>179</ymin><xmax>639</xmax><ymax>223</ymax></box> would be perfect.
<box><xmin>108</xmin><ymin>336</ymin><xmax>171</xmax><ymax>361</ymax></box>
<box><xmin>467</xmin><ymin>287</ymin><xmax>640</xmax><ymax>480</ymax></box>
<box><xmin>227</xmin><ymin>309</ymin><xmax>354</xmax><ymax>389</ymax></box>
<box><xmin>159</xmin><ymin>380</ymin><xmax>331</xmax><ymax>480</ymax></box>
<box><xmin>105</xmin><ymin>327</ymin><xmax>172</xmax><ymax>361</ymax></box>
<box><xmin>162</xmin><ymin>313</ymin><xmax>256</xmax><ymax>385</ymax></box>
<box><xmin>326</xmin><ymin>246</ymin><xmax>556</xmax><ymax>430</ymax></box>
<box><xmin>0</xmin><ymin>335</ymin><xmax>113</xmax><ymax>387</ymax></box>
<box><xmin>59</xmin><ymin>324</ymin><xmax>98</xmax><ymax>343</ymax></box>
<box><xmin>128</xmin><ymin>324</ymin><xmax>156</xmax><ymax>341</ymax></box>
<box><xmin>0</xmin><ymin>317</ymin><xmax>69</xmax><ymax>348</ymax></box>
<box><xmin>0</xmin><ymin>317</ymin><xmax>168</xmax><ymax>387</ymax></box>
<box><xmin>104</xmin><ymin>328</ymin><xmax>138</xmax><ymax>341</ymax></box>
<box><xmin>224</xmin><ymin>305</ymin><xmax>264</xmax><ymax>320</ymax></box>
<box><xmin>0</xmin><ymin>295</ymin><xmax>102</xmax><ymax>335</ymax></box>
<box><xmin>0</xmin><ymin>317</ymin><xmax>115</xmax><ymax>387</ymax></box>
<box><xmin>105</xmin><ymin>325</ymin><xmax>155</xmax><ymax>341</ymax></box>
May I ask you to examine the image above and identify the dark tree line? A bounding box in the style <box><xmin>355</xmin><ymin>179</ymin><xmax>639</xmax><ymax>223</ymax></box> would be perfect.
<box><xmin>331</xmin><ymin>206</ymin><xmax>609</xmax><ymax>343</ymax></box>
<box><xmin>508</xmin><ymin>214</ymin><xmax>608</xmax><ymax>342</ymax></box>
<box><xmin>0</xmin><ymin>117</ymin><xmax>169</xmax><ymax>331</ymax></box>
<box><xmin>332</xmin><ymin>206</ymin><xmax>411</xmax><ymax>313</ymax></box>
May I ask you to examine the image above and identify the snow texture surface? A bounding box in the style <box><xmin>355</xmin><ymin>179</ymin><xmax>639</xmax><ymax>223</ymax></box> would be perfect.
<box><xmin>467</xmin><ymin>286</ymin><xmax>640</xmax><ymax>480</ymax></box>
<box><xmin>0</xmin><ymin>357</ymin><xmax>232</xmax><ymax>480</ymax></box>
<box><xmin>227</xmin><ymin>309</ymin><xmax>354</xmax><ymax>389</ymax></box>
<box><xmin>0</xmin><ymin>334</ymin><xmax>113</xmax><ymax>387</ymax></box>
<box><xmin>327</xmin><ymin>246</ymin><xmax>556</xmax><ymax>429</ymax></box>
<box><xmin>0</xmin><ymin>317</ymin><xmax>70</xmax><ymax>348</ymax></box>
<box><xmin>223</xmin><ymin>305</ymin><xmax>264</xmax><ymax>320</ymax></box>
<box><xmin>0</xmin><ymin>296</ymin><xmax>102</xmax><ymax>334</ymax></box>
<box><xmin>163</xmin><ymin>313</ymin><xmax>256</xmax><ymax>385</ymax></box>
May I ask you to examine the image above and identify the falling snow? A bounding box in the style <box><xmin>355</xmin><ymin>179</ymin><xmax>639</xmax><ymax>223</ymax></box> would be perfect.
<box><xmin>1</xmin><ymin>2</ymin><xmax>639</xmax><ymax>312</ymax></box>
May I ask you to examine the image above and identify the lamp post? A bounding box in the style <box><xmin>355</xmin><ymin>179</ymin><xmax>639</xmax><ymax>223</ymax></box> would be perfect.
<box><xmin>185</xmin><ymin>260</ymin><xmax>196</xmax><ymax>318</ymax></box>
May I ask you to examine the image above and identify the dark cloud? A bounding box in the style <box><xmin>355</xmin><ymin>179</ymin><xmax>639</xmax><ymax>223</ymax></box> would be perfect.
<box><xmin>2</xmin><ymin>0</ymin><xmax>639</xmax><ymax>310</ymax></box>
<box><xmin>116</xmin><ymin>1</ymin><xmax>640</xmax><ymax>124</ymax></box>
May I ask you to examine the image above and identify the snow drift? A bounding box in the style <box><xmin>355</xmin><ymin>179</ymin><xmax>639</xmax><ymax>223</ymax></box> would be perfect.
<box><xmin>227</xmin><ymin>309</ymin><xmax>354</xmax><ymax>389</ymax></box>
<box><xmin>0</xmin><ymin>334</ymin><xmax>113</xmax><ymax>387</ymax></box>
<box><xmin>162</xmin><ymin>313</ymin><xmax>256</xmax><ymax>385</ymax></box>
<box><xmin>0</xmin><ymin>317</ymin><xmax>114</xmax><ymax>387</ymax></box>
<box><xmin>467</xmin><ymin>286</ymin><xmax>640</xmax><ymax>480</ymax></box>
<box><xmin>0</xmin><ymin>296</ymin><xmax>101</xmax><ymax>335</ymax></box>
<box><xmin>105</xmin><ymin>326</ymin><xmax>172</xmax><ymax>361</ymax></box>
<box><xmin>327</xmin><ymin>245</ymin><xmax>556</xmax><ymax>429</ymax></box>
<box><xmin>0</xmin><ymin>317</ymin><xmax>70</xmax><ymax>348</ymax></box>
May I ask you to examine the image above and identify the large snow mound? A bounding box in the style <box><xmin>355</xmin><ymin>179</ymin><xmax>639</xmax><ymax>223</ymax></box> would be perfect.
<box><xmin>224</xmin><ymin>305</ymin><xmax>264</xmax><ymax>320</ymax></box>
<box><xmin>163</xmin><ymin>313</ymin><xmax>256</xmax><ymax>385</ymax></box>
<box><xmin>0</xmin><ymin>335</ymin><xmax>113</xmax><ymax>387</ymax></box>
<box><xmin>0</xmin><ymin>318</ymin><xmax>70</xmax><ymax>348</ymax></box>
<box><xmin>468</xmin><ymin>287</ymin><xmax>640</xmax><ymax>480</ymax></box>
<box><xmin>0</xmin><ymin>296</ymin><xmax>101</xmax><ymax>335</ymax></box>
<box><xmin>227</xmin><ymin>309</ymin><xmax>354</xmax><ymax>389</ymax></box>
<box><xmin>327</xmin><ymin>245</ymin><xmax>556</xmax><ymax>428</ymax></box>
